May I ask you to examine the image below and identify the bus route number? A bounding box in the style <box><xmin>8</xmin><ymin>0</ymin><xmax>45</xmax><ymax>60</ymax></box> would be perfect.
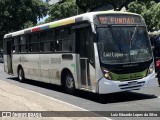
<box><xmin>51</xmin><ymin>58</ymin><xmax>61</xmax><ymax>64</ymax></box>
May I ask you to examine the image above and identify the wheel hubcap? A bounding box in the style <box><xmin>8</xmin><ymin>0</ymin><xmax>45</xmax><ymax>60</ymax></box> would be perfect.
<box><xmin>66</xmin><ymin>75</ymin><xmax>73</xmax><ymax>89</ymax></box>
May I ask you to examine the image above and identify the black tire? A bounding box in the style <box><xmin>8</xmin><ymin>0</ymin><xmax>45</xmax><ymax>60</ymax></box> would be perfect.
<box><xmin>18</xmin><ymin>67</ymin><xmax>25</xmax><ymax>82</ymax></box>
<box><xmin>64</xmin><ymin>72</ymin><xmax>75</xmax><ymax>94</ymax></box>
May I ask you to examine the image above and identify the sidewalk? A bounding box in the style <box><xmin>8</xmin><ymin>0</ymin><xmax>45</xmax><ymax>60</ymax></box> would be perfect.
<box><xmin>0</xmin><ymin>81</ymin><xmax>107</xmax><ymax>120</ymax></box>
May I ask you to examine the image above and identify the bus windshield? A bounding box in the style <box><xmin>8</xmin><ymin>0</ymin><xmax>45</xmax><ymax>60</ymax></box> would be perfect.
<box><xmin>97</xmin><ymin>26</ymin><xmax>152</xmax><ymax>64</ymax></box>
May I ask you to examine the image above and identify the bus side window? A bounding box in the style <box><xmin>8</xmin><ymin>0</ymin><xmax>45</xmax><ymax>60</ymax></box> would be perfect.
<box><xmin>55</xmin><ymin>30</ymin><xmax>61</xmax><ymax>51</ymax></box>
<box><xmin>76</xmin><ymin>26</ymin><xmax>95</xmax><ymax>65</ymax></box>
<box><xmin>55</xmin><ymin>27</ymin><xmax>72</xmax><ymax>52</ymax></box>
<box><xmin>12</xmin><ymin>37</ymin><xmax>19</xmax><ymax>54</ymax></box>
<box><xmin>50</xmin><ymin>42</ymin><xmax>54</xmax><ymax>51</ymax></box>
<box><xmin>40</xmin><ymin>31</ymin><xmax>46</xmax><ymax>52</ymax></box>
<box><xmin>55</xmin><ymin>40</ymin><xmax>61</xmax><ymax>51</ymax></box>
<box><xmin>29</xmin><ymin>34</ymin><xmax>40</xmax><ymax>52</ymax></box>
<box><xmin>20</xmin><ymin>35</ymin><xmax>28</xmax><ymax>53</ymax></box>
<box><xmin>40</xmin><ymin>30</ymin><xmax>54</xmax><ymax>52</ymax></box>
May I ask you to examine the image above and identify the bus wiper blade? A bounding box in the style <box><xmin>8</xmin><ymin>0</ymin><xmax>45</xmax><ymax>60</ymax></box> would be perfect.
<box><xmin>107</xmin><ymin>23</ymin><xmax>122</xmax><ymax>52</ymax></box>
<box><xmin>130</xmin><ymin>25</ymin><xmax>138</xmax><ymax>48</ymax></box>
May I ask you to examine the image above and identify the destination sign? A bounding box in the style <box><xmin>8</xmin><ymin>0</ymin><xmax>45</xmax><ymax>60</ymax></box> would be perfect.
<box><xmin>98</xmin><ymin>14</ymin><xmax>142</xmax><ymax>25</ymax></box>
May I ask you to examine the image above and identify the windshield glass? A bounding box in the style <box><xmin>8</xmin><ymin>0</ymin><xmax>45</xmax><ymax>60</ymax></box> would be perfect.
<box><xmin>97</xmin><ymin>26</ymin><xmax>152</xmax><ymax>64</ymax></box>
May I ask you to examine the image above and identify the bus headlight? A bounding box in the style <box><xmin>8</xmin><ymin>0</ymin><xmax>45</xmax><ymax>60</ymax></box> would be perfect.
<box><xmin>101</xmin><ymin>67</ymin><xmax>112</xmax><ymax>80</ymax></box>
<box><xmin>148</xmin><ymin>62</ymin><xmax>155</xmax><ymax>74</ymax></box>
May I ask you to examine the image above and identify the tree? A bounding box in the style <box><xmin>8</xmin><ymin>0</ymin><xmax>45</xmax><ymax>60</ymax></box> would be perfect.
<box><xmin>76</xmin><ymin>0</ymin><xmax>134</xmax><ymax>12</ymax></box>
<box><xmin>0</xmin><ymin>0</ymin><xmax>49</xmax><ymax>48</ymax></box>
<box><xmin>46</xmin><ymin>0</ymin><xmax>78</xmax><ymax>22</ymax></box>
<box><xmin>128</xmin><ymin>0</ymin><xmax>160</xmax><ymax>31</ymax></box>
<box><xmin>76</xmin><ymin>0</ymin><xmax>160</xmax><ymax>12</ymax></box>
<box><xmin>75</xmin><ymin>0</ymin><xmax>160</xmax><ymax>31</ymax></box>
<box><xmin>46</xmin><ymin>0</ymin><xmax>133</xmax><ymax>22</ymax></box>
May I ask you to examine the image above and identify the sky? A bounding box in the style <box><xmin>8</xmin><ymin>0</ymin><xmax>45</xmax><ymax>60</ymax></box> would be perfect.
<box><xmin>38</xmin><ymin>0</ymin><xmax>48</xmax><ymax>23</ymax></box>
<box><xmin>39</xmin><ymin>0</ymin><xmax>60</xmax><ymax>23</ymax></box>
<box><xmin>38</xmin><ymin>15</ymin><xmax>49</xmax><ymax>23</ymax></box>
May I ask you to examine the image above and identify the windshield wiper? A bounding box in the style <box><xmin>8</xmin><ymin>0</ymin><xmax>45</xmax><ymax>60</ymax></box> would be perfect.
<box><xmin>130</xmin><ymin>25</ymin><xmax>138</xmax><ymax>48</ymax></box>
<box><xmin>107</xmin><ymin>23</ymin><xmax>122</xmax><ymax>52</ymax></box>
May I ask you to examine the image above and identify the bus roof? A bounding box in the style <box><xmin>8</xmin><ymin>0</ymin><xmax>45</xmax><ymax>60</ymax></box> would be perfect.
<box><xmin>4</xmin><ymin>11</ymin><xmax>140</xmax><ymax>39</ymax></box>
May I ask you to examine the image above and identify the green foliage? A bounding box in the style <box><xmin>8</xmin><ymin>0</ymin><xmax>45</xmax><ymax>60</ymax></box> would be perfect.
<box><xmin>0</xmin><ymin>0</ymin><xmax>49</xmax><ymax>48</ymax></box>
<box><xmin>46</xmin><ymin>0</ymin><xmax>78</xmax><ymax>22</ymax></box>
<box><xmin>23</xmin><ymin>21</ymin><xmax>35</xmax><ymax>29</ymax></box>
<box><xmin>76</xmin><ymin>0</ymin><xmax>133</xmax><ymax>12</ymax></box>
<box><xmin>46</xmin><ymin>0</ymin><xmax>133</xmax><ymax>22</ymax></box>
<box><xmin>128</xmin><ymin>0</ymin><xmax>160</xmax><ymax>31</ymax></box>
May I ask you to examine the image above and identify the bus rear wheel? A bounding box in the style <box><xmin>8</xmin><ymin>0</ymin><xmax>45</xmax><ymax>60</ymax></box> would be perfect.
<box><xmin>18</xmin><ymin>68</ymin><xmax>25</xmax><ymax>82</ymax></box>
<box><xmin>65</xmin><ymin>72</ymin><xmax>75</xmax><ymax>94</ymax></box>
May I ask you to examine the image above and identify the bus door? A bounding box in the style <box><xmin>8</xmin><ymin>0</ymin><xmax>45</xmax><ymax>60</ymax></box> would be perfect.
<box><xmin>6</xmin><ymin>40</ymin><xmax>13</xmax><ymax>74</ymax></box>
<box><xmin>76</xmin><ymin>26</ymin><xmax>94</xmax><ymax>89</ymax></box>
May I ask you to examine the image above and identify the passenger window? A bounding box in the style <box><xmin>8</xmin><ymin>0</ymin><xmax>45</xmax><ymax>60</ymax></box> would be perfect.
<box><xmin>40</xmin><ymin>30</ymin><xmax>54</xmax><ymax>52</ymax></box>
<box><xmin>55</xmin><ymin>28</ymin><xmax>72</xmax><ymax>52</ymax></box>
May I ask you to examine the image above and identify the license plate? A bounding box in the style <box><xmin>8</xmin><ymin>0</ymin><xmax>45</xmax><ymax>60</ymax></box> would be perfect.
<box><xmin>128</xmin><ymin>81</ymin><xmax>137</xmax><ymax>86</ymax></box>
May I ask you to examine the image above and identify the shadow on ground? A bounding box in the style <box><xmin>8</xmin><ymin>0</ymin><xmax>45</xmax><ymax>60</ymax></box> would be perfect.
<box><xmin>7</xmin><ymin>77</ymin><xmax>158</xmax><ymax>104</ymax></box>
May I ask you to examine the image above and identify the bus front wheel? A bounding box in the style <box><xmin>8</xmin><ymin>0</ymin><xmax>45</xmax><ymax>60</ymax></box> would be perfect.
<box><xmin>18</xmin><ymin>68</ymin><xmax>25</xmax><ymax>82</ymax></box>
<box><xmin>65</xmin><ymin>72</ymin><xmax>75</xmax><ymax>94</ymax></box>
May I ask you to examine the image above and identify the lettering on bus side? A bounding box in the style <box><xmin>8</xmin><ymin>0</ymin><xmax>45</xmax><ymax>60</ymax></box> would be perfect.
<box><xmin>51</xmin><ymin>58</ymin><xmax>61</xmax><ymax>64</ymax></box>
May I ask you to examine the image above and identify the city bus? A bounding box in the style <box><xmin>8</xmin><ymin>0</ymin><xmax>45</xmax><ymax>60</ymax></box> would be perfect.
<box><xmin>3</xmin><ymin>11</ymin><xmax>156</xmax><ymax>94</ymax></box>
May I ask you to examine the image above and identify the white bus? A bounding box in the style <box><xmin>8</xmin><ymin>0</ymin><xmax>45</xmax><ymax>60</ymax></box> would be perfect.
<box><xmin>3</xmin><ymin>11</ymin><xmax>156</xmax><ymax>94</ymax></box>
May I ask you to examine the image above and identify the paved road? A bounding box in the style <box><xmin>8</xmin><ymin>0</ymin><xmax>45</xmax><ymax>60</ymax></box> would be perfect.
<box><xmin>0</xmin><ymin>79</ymin><xmax>105</xmax><ymax>120</ymax></box>
<box><xmin>0</xmin><ymin>63</ymin><xmax>160</xmax><ymax>120</ymax></box>
<box><xmin>0</xmin><ymin>64</ymin><xmax>106</xmax><ymax>120</ymax></box>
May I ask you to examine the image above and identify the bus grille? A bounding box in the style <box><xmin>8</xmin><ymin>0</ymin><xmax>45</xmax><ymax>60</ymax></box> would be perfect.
<box><xmin>119</xmin><ymin>81</ymin><xmax>145</xmax><ymax>90</ymax></box>
<box><xmin>110</xmin><ymin>70</ymin><xmax>147</xmax><ymax>81</ymax></box>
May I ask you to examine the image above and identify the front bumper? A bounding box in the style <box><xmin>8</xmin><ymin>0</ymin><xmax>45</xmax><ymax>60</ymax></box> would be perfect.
<box><xmin>98</xmin><ymin>72</ymin><xmax>156</xmax><ymax>94</ymax></box>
